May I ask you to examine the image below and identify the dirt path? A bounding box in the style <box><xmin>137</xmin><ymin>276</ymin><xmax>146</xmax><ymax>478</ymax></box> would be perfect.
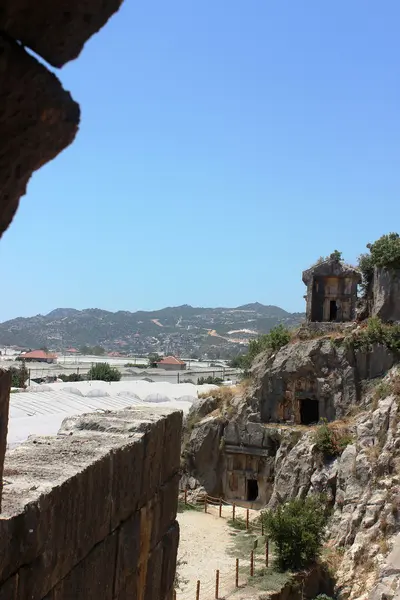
<box><xmin>176</xmin><ymin>510</ymin><xmax>239</xmax><ymax>600</ymax></box>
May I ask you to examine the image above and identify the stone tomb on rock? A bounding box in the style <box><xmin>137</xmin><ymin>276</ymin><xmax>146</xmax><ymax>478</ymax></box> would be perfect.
<box><xmin>221</xmin><ymin>422</ymin><xmax>280</xmax><ymax>507</ymax></box>
<box><xmin>302</xmin><ymin>255</ymin><xmax>361</xmax><ymax>323</ymax></box>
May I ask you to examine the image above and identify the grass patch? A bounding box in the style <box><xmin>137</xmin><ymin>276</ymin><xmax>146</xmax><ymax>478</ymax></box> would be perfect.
<box><xmin>227</xmin><ymin>517</ymin><xmax>248</xmax><ymax>531</ymax></box>
<box><xmin>370</xmin><ymin>370</ymin><xmax>400</xmax><ymax>411</ymax></box>
<box><xmin>227</xmin><ymin>531</ymin><xmax>266</xmax><ymax>558</ymax></box>
<box><xmin>198</xmin><ymin>385</ymin><xmax>237</xmax><ymax>403</ymax></box>
<box><xmin>177</xmin><ymin>500</ymin><xmax>201</xmax><ymax>513</ymax></box>
<box><xmin>228</xmin><ymin>528</ymin><xmax>292</xmax><ymax>594</ymax></box>
<box><xmin>245</xmin><ymin>566</ymin><xmax>292</xmax><ymax>592</ymax></box>
<box><xmin>313</xmin><ymin>419</ymin><xmax>353</xmax><ymax>459</ymax></box>
<box><xmin>341</xmin><ymin>317</ymin><xmax>400</xmax><ymax>355</ymax></box>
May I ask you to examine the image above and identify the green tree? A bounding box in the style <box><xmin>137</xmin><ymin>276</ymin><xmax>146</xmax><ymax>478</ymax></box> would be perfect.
<box><xmin>229</xmin><ymin>354</ymin><xmax>248</xmax><ymax>369</ymax></box>
<box><xmin>9</xmin><ymin>361</ymin><xmax>29</xmax><ymax>388</ymax></box>
<box><xmin>262</xmin><ymin>497</ymin><xmax>328</xmax><ymax>571</ymax></box>
<box><xmin>248</xmin><ymin>325</ymin><xmax>291</xmax><ymax>361</ymax></box>
<box><xmin>314</xmin><ymin>250</ymin><xmax>342</xmax><ymax>266</ymax></box>
<box><xmin>58</xmin><ymin>373</ymin><xmax>84</xmax><ymax>382</ymax></box>
<box><xmin>87</xmin><ymin>362</ymin><xmax>121</xmax><ymax>382</ymax></box>
<box><xmin>79</xmin><ymin>345</ymin><xmax>91</xmax><ymax>355</ymax></box>
<box><xmin>358</xmin><ymin>233</ymin><xmax>400</xmax><ymax>295</ymax></box>
<box><xmin>329</xmin><ymin>249</ymin><xmax>342</xmax><ymax>261</ymax></box>
<box><xmin>197</xmin><ymin>376</ymin><xmax>223</xmax><ymax>385</ymax></box>
<box><xmin>148</xmin><ymin>353</ymin><xmax>160</xmax><ymax>368</ymax></box>
<box><xmin>230</xmin><ymin>325</ymin><xmax>291</xmax><ymax>378</ymax></box>
<box><xmin>367</xmin><ymin>232</ymin><xmax>400</xmax><ymax>268</ymax></box>
<box><xmin>92</xmin><ymin>345</ymin><xmax>105</xmax><ymax>356</ymax></box>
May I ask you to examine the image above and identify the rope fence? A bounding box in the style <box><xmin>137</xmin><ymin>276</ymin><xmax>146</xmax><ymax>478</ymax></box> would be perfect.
<box><xmin>180</xmin><ymin>489</ymin><xmax>265</xmax><ymax>534</ymax></box>
<box><xmin>176</xmin><ymin>491</ymin><xmax>270</xmax><ymax>599</ymax></box>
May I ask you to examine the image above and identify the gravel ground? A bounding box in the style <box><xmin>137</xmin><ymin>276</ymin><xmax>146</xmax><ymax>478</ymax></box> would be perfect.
<box><xmin>176</xmin><ymin>505</ymin><xmax>261</xmax><ymax>600</ymax></box>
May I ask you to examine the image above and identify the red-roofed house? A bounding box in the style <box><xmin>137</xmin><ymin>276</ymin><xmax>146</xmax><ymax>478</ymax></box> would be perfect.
<box><xmin>17</xmin><ymin>350</ymin><xmax>57</xmax><ymax>364</ymax></box>
<box><xmin>157</xmin><ymin>356</ymin><xmax>186</xmax><ymax>371</ymax></box>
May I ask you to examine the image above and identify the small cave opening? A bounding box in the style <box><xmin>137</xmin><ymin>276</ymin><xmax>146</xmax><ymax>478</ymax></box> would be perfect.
<box><xmin>300</xmin><ymin>398</ymin><xmax>319</xmax><ymax>425</ymax></box>
<box><xmin>247</xmin><ymin>479</ymin><xmax>259</xmax><ymax>502</ymax></box>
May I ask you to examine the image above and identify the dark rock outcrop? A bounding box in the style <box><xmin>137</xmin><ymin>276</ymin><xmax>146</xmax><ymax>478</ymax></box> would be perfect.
<box><xmin>0</xmin><ymin>0</ymin><xmax>124</xmax><ymax>239</ymax></box>
<box><xmin>0</xmin><ymin>0</ymin><xmax>123</xmax><ymax>68</ymax></box>
<box><xmin>0</xmin><ymin>37</ymin><xmax>80</xmax><ymax>239</ymax></box>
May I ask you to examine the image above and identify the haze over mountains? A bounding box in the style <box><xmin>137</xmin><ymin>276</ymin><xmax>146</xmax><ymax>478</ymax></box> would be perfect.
<box><xmin>0</xmin><ymin>303</ymin><xmax>305</xmax><ymax>359</ymax></box>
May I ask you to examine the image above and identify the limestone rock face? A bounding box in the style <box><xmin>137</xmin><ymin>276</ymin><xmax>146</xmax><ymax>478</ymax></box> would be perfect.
<box><xmin>372</xmin><ymin>267</ymin><xmax>400</xmax><ymax>323</ymax></box>
<box><xmin>256</xmin><ymin>368</ymin><xmax>400</xmax><ymax>599</ymax></box>
<box><xmin>186</xmin><ymin>396</ymin><xmax>219</xmax><ymax>422</ymax></box>
<box><xmin>252</xmin><ymin>339</ymin><xmax>395</xmax><ymax>424</ymax></box>
<box><xmin>184</xmin><ymin>416</ymin><xmax>225</xmax><ymax>496</ymax></box>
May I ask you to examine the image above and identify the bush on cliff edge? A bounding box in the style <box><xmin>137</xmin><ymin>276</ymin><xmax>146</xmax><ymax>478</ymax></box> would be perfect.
<box><xmin>262</xmin><ymin>497</ymin><xmax>328</xmax><ymax>571</ymax></box>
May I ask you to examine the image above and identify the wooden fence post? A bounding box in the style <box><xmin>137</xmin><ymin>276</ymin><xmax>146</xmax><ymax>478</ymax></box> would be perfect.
<box><xmin>235</xmin><ymin>558</ymin><xmax>239</xmax><ymax>588</ymax></box>
<box><xmin>204</xmin><ymin>496</ymin><xmax>207</xmax><ymax>513</ymax></box>
<box><xmin>232</xmin><ymin>503</ymin><xmax>236</xmax><ymax>522</ymax></box>
<box><xmin>265</xmin><ymin>538</ymin><xmax>269</xmax><ymax>568</ymax></box>
<box><xmin>246</xmin><ymin>508</ymin><xmax>249</xmax><ymax>530</ymax></box>
<box><xmin>219</xmin><ymin>498</ymin><xmax>222</xmax><ymax>518</ymax></box>
<box><xmin>261</xmin><ymin>521</ymin><xmax>264</xmax><ymax>536</ymax></box>
<box><xmin>196</xmin><ymin>580</ymin><xmax>200</xmax><ymax>600</ymax></box>
<box><xmin>215</xmin><ymin>570</ymin><xmax>219</xmax><ymax>599</ymax></box>
<box><xmin>184</xmin><ymin>489</ymin><xmax>188</xmax><ymax>505</ymax></box>
<box><xmin>250</xmin><ymin>551</ymin><xmax>254</xmax><ymax>577</ymax></box>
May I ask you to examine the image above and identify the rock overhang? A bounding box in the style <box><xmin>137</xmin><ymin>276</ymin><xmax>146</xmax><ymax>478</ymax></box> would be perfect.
<box><xmin>0</xmin><ymin>0</ymin><xmax>124</xmax><ymax>68</ymax></box>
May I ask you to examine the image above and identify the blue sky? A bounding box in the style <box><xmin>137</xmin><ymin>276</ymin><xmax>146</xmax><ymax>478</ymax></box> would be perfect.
<box><xmin>1</xmin><ymin>1</ymin><xmax>399</xmax><ymax>320</ymax></box>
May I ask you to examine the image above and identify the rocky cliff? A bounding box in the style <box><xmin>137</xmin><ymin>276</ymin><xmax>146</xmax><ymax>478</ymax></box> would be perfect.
<box><xmin>372</xmin><ymin>267</ymin><xmax>400</xmax><ymax>323</ymax></box>
<box><xmin>182</xmin><ymin>331</ymin><xmax>400</xmax><ymax>599</ymax></box>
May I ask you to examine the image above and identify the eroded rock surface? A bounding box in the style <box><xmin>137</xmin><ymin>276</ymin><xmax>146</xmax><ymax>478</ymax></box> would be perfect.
<box><xmin>372</xmin><ymin>267</ymin><xmax>400</xmax><ymax>323</ymax></box>
<box><xmin>252</xmin><ymin>338</ymin><xmax>395</xmax><ymax>424</ymax></box>
<box><xmin>0</xmin><ymin>0</ymin><xmax>123</xmax><ymax>67</ymax></box>
<box><xmin>0</xmin><ymin>37</ymin><xmax>80</xmax><ymax>238</ymax></box>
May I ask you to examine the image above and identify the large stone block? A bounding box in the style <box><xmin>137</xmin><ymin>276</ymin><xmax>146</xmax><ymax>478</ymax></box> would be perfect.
<box><xmin>0</xmin><ymin>433</ymin><xmax>135</xmax><ymax>595</ymax></box>
<box><xmin>158</xmin><ymin>474</ymin><xmax>180</xmax><ymax>546</ymax></box>
<box><xmin>0</xmin><ymin>37</ymin><xmax>79</xmax><ymax>239</ymax></box>
<box><xmin>113</xmin><ymin>512</ymin><xmax>141</xmax><ymax>597</ymax></box>
<box><xmin>0</xmin><ymin>0</ymin><xmax>123</xmax><ymax>68</ymax></box>
<box><xmin>0</xmin><ymin>370</ymin><xmax>10</xmax><ymax>512</ymax></box>
<box><xmin>44</xmin><ymin>533</ymin><xmax>117</xmax><ymax>600</ymax></box>
<box><xmin>144</xmin><ymin>541</ymin><xmax>163</xmax><ymax>600</ymax></box>
<box><xmin>58</xmin><ymin>407</ymin><xmax>182</xmax><ymax>524</ymax></box>
<box><xmin>162</xmin><ymin>410</ymin><xmax>182</xmax><ymax>482</ymax></box>
<box><xmin>0</xmin><ymin>408</ymin><xmax>182</xmax><ymax>599</ymax></box>
<box><xmin>141</xmin><ymin>419</ymin><xmax>165</xmax><ymax>504</ymax></box>
<box><xmin>0</xmin><ymin>574</ymin><xmax>18</xmax><ymax>600</ymax></box>
<box><xmin>114</xmin><ymin>574</ymin><xmax>138</xmax><ymax>600</ymax></box>
<box><xmin>160</xmin><ymin>522</ymin><xmax>180</xmax><ymax>600</ymax></box>
<box><xmin>110</xmin><ymin>434</ymin><xmax>145</xmax><ymax>529</ymax></box>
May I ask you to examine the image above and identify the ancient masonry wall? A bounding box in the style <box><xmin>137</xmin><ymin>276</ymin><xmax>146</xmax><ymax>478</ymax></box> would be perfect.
<box><xmin>0</xmin><ymin>405</ymin><xmax>182</xmax><ymax>600</ymax></box>
<box><xmin>0</xmin><ymin>371</ymin><xmax>11</xmax><ymax>512</ymax></box>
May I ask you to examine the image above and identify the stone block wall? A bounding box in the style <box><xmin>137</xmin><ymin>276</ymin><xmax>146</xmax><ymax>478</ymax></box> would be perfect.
<box><xmin>0</xmin><ymin>406</ymin><xmax>182</xmax><ymax>600</ymax></box>
<box><xmin>0</xmin><ymin>371</ymin><xmax>10</xmax><ymax>512</ymax></box>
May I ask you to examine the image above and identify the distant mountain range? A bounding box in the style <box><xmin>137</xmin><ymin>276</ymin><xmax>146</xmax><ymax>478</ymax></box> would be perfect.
<box><xmin>0</xmin><ymin>304</ymin><xmax>305</xmax><ymax>359</ymax></box>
